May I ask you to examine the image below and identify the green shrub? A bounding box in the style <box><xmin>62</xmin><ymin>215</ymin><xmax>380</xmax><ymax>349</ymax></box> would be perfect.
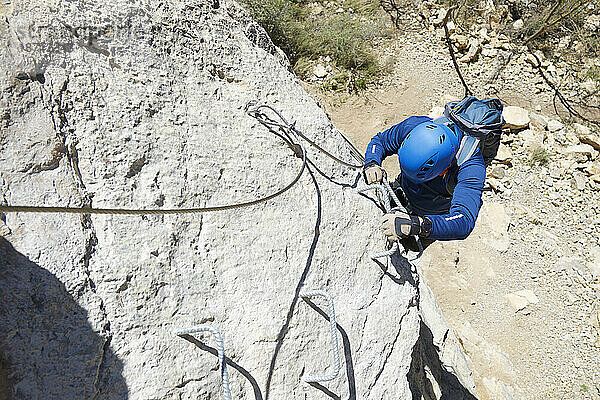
<box><xmin>293</xmin><ymin>56</ymin><xmax>313</xmax><ymax>79</ymax></box>
<box><xmin>240</xmin><ymin>0</ymin><xmax>385</xmax><ymax>89</ymax></box>
<box><xmin>581</xmin><ymin>384</ymin><xmax>589</xmax><ymax>392</ymax></box>
<box><xmin>241</xmin><ymin>0</ymin><xmax>307</xmax><ymax>63</ymax></box>
<box><xmin>529</xmin><ymin>147</ymin><xmax>551</xmax><ymax>166</ymax></box>
<box><xmin>305</xmin><ymin>14</ymin><xmax>379</xmax><ymax>71</ymax></box>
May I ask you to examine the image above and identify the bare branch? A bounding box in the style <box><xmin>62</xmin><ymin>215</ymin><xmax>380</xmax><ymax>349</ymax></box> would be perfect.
<box><xmin>550</xmin><ymin>1</ymin><xmax>586</xmax><ymax>24</ymax></box>
<box><xmin>524</xmin><ymin>1</ymin><xmax>562</xmax><ymax>44</ymax></box>
<box><xmin>439</xmin><ymin>5</ymin><xmax>472</xmax><ymax>97</ymax></box>
<box><xmin>529</xmin><ymin>46</ymin><xmax>600</xmax><ymax>126</ymax></box>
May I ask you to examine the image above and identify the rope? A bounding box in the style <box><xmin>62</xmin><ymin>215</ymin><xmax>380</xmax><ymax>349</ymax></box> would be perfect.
<box><xmin>358</xmin><ymin>182</ymin><xmax>399</xmax><ymax>260</ymax></box>
<box><xmin>246</xmin><ymin>102</ymin><xmax>364</xmax><ymax>169</ymax></box>
<box><xmin>358</xmin><ymin>178</ymin><xmax>423</xmax><ymax>261</ymax></box>
<box><xmin>358</xmin><ymin>183</ymin><xmax>391</xmax><ymax>211</ymax></box>
<box><xmin>382</xmin><ymin>179</ymin><xmax>402</xmax><ymax>212</ymax></box>
<box><xmin>299</xmin><ymin>290</ymin><xmax>341</xmax><ymax>383</ymax></box>
<box><xmin>176</xmin><ymin>325</ymin><xmax>232</xmax><ymax>400</ymax></box>
<box><xmin>0</xmin><ymin>106</ymin><xmax>308</xmax><ymax>215</ymax></box>
<box><xmin>0</xmin><ymin>102</ymin><xmax>364</xmax><ymax>215</ymax></box>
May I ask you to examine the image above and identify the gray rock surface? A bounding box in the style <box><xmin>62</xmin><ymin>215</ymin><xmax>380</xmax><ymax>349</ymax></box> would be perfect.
<box><xmin>0</xmin><ymin>1</ymin><xmax>474</xmax><ymax>399</ymax></box>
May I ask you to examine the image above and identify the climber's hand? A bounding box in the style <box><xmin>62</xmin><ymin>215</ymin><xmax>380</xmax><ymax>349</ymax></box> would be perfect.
<box><xmin>364</xmin><ymin>164</ymin><xmax>384</xmax><ymax>184</ymax></box>
<box><xmin>381</xmin><ymin>211</ymin><xmax>421</xmax><ymax>240</ymax></box>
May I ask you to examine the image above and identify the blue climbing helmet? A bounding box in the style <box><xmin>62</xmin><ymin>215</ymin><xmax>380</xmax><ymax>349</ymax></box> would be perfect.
<box><xmin>399</xmin><ymin>121</ymin><xmax>460</xmax><ymax>183</ymax></box>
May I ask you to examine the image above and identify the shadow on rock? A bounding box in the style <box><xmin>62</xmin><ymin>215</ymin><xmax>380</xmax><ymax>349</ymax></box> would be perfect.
<box><xmin>373</xmin><ymin>250</ymin><xmax>418</xmax><ymax>288</ymax></box>
<box><xmin>408</xmin><ymin>321</ymin><xmax>478</xmax><ymax>400</ymax></box>
<box><xmin>177</xmin><ymin>334</ymin><xmax>264</xmax><ymax>400</ymax></box>
<box><xmin>264</xmin><ymin>166</ymin><xmax>322</xmax><ymax>400</ymax></box>
<box><xmin>302</xmin><ymin>297</ymin><xmax>357</xmax><ymax>400</ymax></box>
<box><xmin>0</xmin><ymin>237</ymin><xmax>128</xmax><ymax>399</ymax></box>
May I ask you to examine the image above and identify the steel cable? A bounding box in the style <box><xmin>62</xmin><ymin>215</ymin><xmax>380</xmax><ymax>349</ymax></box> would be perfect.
<box><xmin>0</xmin><ymin>103</ymin><xmax>364</xmax><ymax>215</ymax></box>
<box><xmin>299</xmin><ymin>290</ymin><xmax>341</xmax><ymax>383</ymax></box>
<box><xmin>358</xmin><ymin>178</ymin><xmax>423</xmax><ymax>261</ymax></box>
<box><xmin>0</xmin><ymin>108</ymin><xmax>307</xmax><ymax>215</ymax></box>
<box><xmin>246</xmin><ymin>103</ymin><xmax>364</xmax><ymax>169</ymax></box>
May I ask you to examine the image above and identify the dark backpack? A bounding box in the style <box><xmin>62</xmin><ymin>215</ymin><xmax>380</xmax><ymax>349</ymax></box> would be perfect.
<box><xmin>443</xmin><ymin>96</ymin><xmax>505</xmax><ymax>165</ymax></box>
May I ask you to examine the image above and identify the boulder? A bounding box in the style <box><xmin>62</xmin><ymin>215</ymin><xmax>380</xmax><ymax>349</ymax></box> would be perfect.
<box><xmin>0</xmin><ymin>1</ymin><xmax>475</xmax><ymax>399</ymax></box>
<box><xmin>495</xmin><ymin>143</ymin><xmax>513</xmax><ymax>162</ymax></box>
<box><xmin>564</xmin><ymin>144</ymin><xmax>597</xmax><ymax>160</ymax></box>
<box><xmin>313</xmin><ymin>63</ymin><xmax>328</xmax><ymax>78</ymax></box>
<box><xmin>520</xmin><ymin>129</ymin><xmax>544</xmax><ymax>151</ymax></box>
<box><xmin>431</xmin><ymin>7</ymin><xmax>448</xmax><ymax>25</ymax></box>
<box><xmin>575</xmin><ymin>131</ymin><xmax>600</xmax><ymax>152</ymax></box>
<box><xmin>529</xmin><ymin>112</ymin><xmax>549</xmax><ymax>131</ymax></box>
<box><xmin>585</xmin><ymin>161</ymin><xmax>600</xmax><ymax>176</ymax></box>
<box><xmin>489</xmin><ymin>166</ymin><xmax>506</xmax><ymax>179</ymax></box>
<box><xmin>566</xmin><ymin>129</ymin><xmax>581</xmax><ymax>145</ymax></box>
<box><xmin>582</xmin><ymin>79</ymin><xmax>598</xmax><ymax>93</ymax></box>
<box><xmin>504</xmin><ymin>290</ymin><xmax>539</xmax><ymax>312</ymax></box>
<box><xmin>478</xmin><ymin>28</ymin><xmax>490</xmax><ymax>43</ymax></box>
<box><xmin>459</xmin><ymin>38</ymin><xmax>481</xmax><ymax>63</ymax></box>
<box><xmin>512</xmin><ymin>19</ymin><xmax>524</xmax><ymax>30</ymax></box>
<box><xmin>547</xmin><ymin>119</ymin><xmax>564</xmax><ymax>132</ymax></box>
<box><xmin>585</xmin><ymin>14</ymin><xmax>600</xmax><ymax>31</ymax></box>
<box><xmin>573</xmin><ymin>173</ymin><xmax>588</xmax><ymax>191</ymax></box>
<box><xmin>452</xmin><ymin>34</ymin><xmax>470</xmax><ymax>51</ymax></box>
<box><xmin>574</xmin><ymin>123</ymin><xmax>591</xmax><ymax>136</ymax></box>
<box><xmin>482</xmin><ymin>47</ymin><xmax>498</xmax><ymax>58</ymax></box>
<box><xmin>503</xmin><ymin>106</ymin><xmax>530</xmax><ymax>130</ymax></box>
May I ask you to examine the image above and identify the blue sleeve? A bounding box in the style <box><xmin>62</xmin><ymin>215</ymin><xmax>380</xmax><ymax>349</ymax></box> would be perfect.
<box><xmin>425</xmin><ymin>152</ymin><xmax>486</xmax><ymax>240</ymax></box>
<box><xmin>364</xmin><ymin>116</ymin><xmax>432</xmax><ymax>165</ymax></box>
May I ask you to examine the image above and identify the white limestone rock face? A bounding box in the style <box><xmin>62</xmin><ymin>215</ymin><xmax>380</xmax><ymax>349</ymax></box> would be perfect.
<box><xmin>0</xmin><ymin>1</ymin><xmax>475</xmax><ymax>399</ymax></box>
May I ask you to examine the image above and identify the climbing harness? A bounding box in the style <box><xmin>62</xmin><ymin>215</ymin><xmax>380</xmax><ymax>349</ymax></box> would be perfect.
<box><xmin>299</xmin><ymin>290</ymin><xmax>341</xmax><ymax>383</ymax></box>
<box><xmin>176</xmin><ymin>325</ymin><xmax>232</xmax><ymax>400</ymax></box>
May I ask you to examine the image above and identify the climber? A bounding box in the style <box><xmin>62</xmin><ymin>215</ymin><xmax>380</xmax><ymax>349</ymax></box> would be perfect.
<box><xmin>363</xmin><ymin>116</ymin><xmax>486</xmax><ymax>247</ymax></box>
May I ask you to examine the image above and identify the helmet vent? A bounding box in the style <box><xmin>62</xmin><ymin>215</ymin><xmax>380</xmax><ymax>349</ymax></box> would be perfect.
<box><xmin>440</xmin><ymin>134</ymin><xmax>446</xmax><ymax>144</ymax></box>
<box><xmin>419</xmin><ymin>156</ymin><xmax>436</xmax><ymax>172</ymax></box>
<box><xmin>426</xmin><ymin>124</ymin><xmax>437</xmax><ymax>130</ymax></box>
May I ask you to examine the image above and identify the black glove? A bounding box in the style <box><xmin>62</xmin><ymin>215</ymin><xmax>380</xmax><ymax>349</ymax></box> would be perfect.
<box><xmin>381</xmin><ymin>211</ymin><xmax>422</xmax><ymax>240</ymax></box>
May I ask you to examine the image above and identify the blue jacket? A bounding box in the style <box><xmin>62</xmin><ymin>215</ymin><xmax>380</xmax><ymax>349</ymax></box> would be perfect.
<box><xmin>364</xmin><ymin>116</ymin><xmax>486</xmax><ymax>240</ymax></box>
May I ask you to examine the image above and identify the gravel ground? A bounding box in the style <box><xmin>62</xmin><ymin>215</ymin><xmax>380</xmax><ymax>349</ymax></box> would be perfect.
<box><xmin>304</xmin><ymin>10</ymin><xmax>600</xmax><ymax>400</ymax></box>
